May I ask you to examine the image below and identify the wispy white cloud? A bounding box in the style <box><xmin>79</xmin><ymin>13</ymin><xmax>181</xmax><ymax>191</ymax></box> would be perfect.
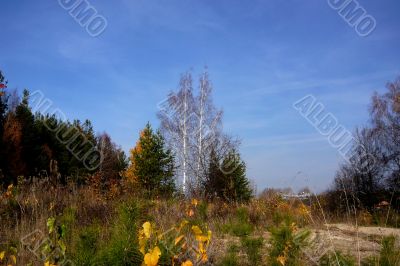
<box><xmin>243</xmin><ymin>133</ymin><xmax>326</xmax><ymax>148</ymax></box>
<box><xmin>120</xmin><ymin>0</ymin><xmax>225</xmax><ymax>33</ymax></box>
<box><xmin>244</xmin><ymin>70</ymin><xmax>398</xmax><ymax>97</ymax></box>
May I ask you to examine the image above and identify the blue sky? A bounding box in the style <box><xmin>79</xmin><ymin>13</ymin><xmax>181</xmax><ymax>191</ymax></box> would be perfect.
<box><xmin>1</xmin><ymin>0</ymin><xmax>399</xmax><ymax>192</ymax></box>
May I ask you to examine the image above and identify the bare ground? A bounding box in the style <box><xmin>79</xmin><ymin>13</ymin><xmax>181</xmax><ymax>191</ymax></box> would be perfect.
<box><xmin>305</xmin><ymin>224</ymin><xmax>400</xmax><ymax>262</ymax></box>
<box><xmin>213</xmin><ymin>224</ymin><xmax>400</xmax><ymax>264</ymax></box>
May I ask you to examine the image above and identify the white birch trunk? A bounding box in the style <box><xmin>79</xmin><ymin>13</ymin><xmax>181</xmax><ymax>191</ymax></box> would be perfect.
<box><xmin>196</xmin><ymin>73</ymin><xmax>205</xmax><ymax>187</ymax></box>
<box><xmin>182</xmin><ymin>81</ymin><xmax>188</xmax><ymax>193</ymax></box>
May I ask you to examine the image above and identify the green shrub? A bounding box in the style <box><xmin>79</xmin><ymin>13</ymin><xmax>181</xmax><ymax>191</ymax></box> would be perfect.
<box><xmin>268</xmin><ymin>221</ymin><xmax>310</xmax><ymax>266</ymax></box>
<box><xmin>218</xmin><ymin>219</ymin><xmax>253</xmax><ymax>237</ymax></box>
<box><xmin>220</xmin><ymin>207</ymin><xmax>254</xmax><ymax>237</ymax></box>
<box><xmin>272</xmin><ymin>210</ymin><xmax>294</xmax><ymax>227</ymax></box>
<box><xmin>379</xmin><ymin>235</ymin><xmax>400</xmax><ymax>266</ymax></box>
<box><xmin>60</xmin><ymin>207</ymin><xmax>77</xmax><ymax>247</ymax></box>
<box><xmin>218</xmin><ymin>253</ymin><xmax>240</xmax><ymax>266</ymax></box>
<box><xmin>319</xmin><ymin>251</ymin><xmax>356</xmax><ymax>266</ymax></box>
<box><xmin>43</xmin><ymin>216</ymin><xmax>68</xmax><ymax>265</ymax></box>
<box><xmin>92</xmin><ymin>199</ymin><xmax>144</xmax><ymax>265</ymax></box>
<box><xmin>94</xmin><ymin>238</ymin><xmax>143</xmax><ymax>266</ymax></box>
<box><xmin>73</xmin><ymin>225</ymin><xmax>100</xmax><ymax>265</ymax></box>
<box><xmin>228</xmin><ymin>243</ymin><xmax>240</xmax><ymax>253</ymax></box>
<box><xmin>218</xmin><ymin>244</ymin><xmax>241</xmax><ymax>266</ymax></box>
<box><xmin>362</xmin><ymin>235</ymin><xmax>400</xmax><ymax>266</ymax></box>
<box><xmin>231</xmin><ymin>223</ymin><xmax>253</xmax><ymax>237</ymax></box>
<box><xmin>198</xmin><ymin>201</ymin><xmax>208</xmax><ymax>221</ymax></box>
<box><xmin>241</xmin><ymin>237</ymin><xmax>264</xmax><ymax>265</ymax></box>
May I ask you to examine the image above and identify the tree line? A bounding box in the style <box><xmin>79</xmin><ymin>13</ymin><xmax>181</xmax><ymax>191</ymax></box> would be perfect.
<box><xmin>0</xmin><ymin>70</ymin><xmax>127</xmax><ymax>186</ymax></box>
<box><xmin>328</xmin><ymin>77</ymin><xmax>400</xmax><ymax>211</ymax></box>
<box><xmin>0</xmin><ymin>69</ymin><xmax>253</xmax><ymax>202</ymax></box>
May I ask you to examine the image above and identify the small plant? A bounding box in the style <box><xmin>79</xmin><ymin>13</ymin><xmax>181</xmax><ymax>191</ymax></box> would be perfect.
<box><xmin>217</xmin><ymin>244</ymin><xmax>240</xmax><ymax>266</ymax></box>
<box><xmin>319</xmin><ymin>251</ymin><xmax>356</xmax><ymax>266</ymax></box>
<box><xmin>93</xmin><ymin>199</ymin><xmax>143</xmax><ymax>265</ymax></box>
<box><xmin>43</xmin><ymin>216</ymin><xmax>69</xmax><ymax>266</ymax></box>
<box><xmin>241</xmin><ymin>237</ymin><xmax>264</xmax><ymax>266</ymax></box>
<box><xmin>0</xmin><ymin>246</ymin><xmax>17</xmax><ymax>266</ymax></box>
<box><xmin>378</xmin><ymin>235</ymin><xmax>400</xmax><ymax>266</ymax></box>
<box><xmin>362</xmin><ymin>235</ymin><xmax>400</xmax><ymax>266</ymax></box>
<box><xmin>2</xmin><ymin>184</ymin><xmax>15</xmax><ymax>200</ymax></box>
<box><xmin>0</xmin><ymin>184</ymin><xmax>18</xmax><ymax>216</ymax></box>
<box><xmin>197</xmin><ymin>200</ymin><xmax>208</xmax><ymax>222</ymax></box>
<box><xmin>138</xmin><ymin>218</ymin><xmax>212</xmax><ymax>265</ymax></box>
<box><xmin>73</xmin><ymin>225</ymin><xmax>100</xmax><ymax>265</ymax></box>
<box><xmin>219</xmin><ymin>207</ymin><xmax>254</xmax><ymax>237</ymax></box>
<box><xmin>268</xmin><ymin>221</ymin><xmax>310</xmax><ymax>266</ymax></box>
<box><xmin>218</xmin><ymin>253</ymin><xmax>240</xmax><ymax>266</ymax></box>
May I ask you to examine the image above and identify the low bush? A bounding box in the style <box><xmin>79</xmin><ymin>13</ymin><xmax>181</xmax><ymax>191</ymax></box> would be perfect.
<box><xmin>241</xmin><ymin>236</ymin><xmax>264</xmax><ymax>266</ymax></box>
<box><xmin>218</xmin><ymin>207</ymin><xmax>254</xmax><ymax>237</ymax></box>
<box><xmin>268</xmin><ymin>220</ymin><xmax>311</xmax><ymax>266</ymax></box>
<box><xmin>72</xmin><ymin>225</ymin><xmax>101</xmax><ymax>265</ymax></box>
<box><xmin>217</xmin><ymin>244</ymin><xmax>241</xmax><ymax>266</ymax></box>
<box><xmin>319</xmin><ymin>251</ymin><xmax>356</xmax><ymax>266</ymax></box>
<box><xmin>363</xmin><ymin>235</ymin><xmax>400</xmax><ymax>266</ymax></box>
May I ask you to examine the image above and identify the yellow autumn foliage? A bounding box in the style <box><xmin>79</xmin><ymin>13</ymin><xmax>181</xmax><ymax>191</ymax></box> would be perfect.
<box><xmin>143</xmin><ymin>246</ymin><xmax>161</xmax><ymax>266</ymax></box>
<box><xmin>138</xmin><ymin>200</ymin><xmax>212</xmax><ymax>265</ymax></box>
<box><xmin>181</xmin><ymin>260</ymin><xmax>193</xmax><ymax>266</ymax></box>
<box><xmin>124</xmin><ymin>130</ymin><xmax>147</xmax><ymax>183</ymax></box>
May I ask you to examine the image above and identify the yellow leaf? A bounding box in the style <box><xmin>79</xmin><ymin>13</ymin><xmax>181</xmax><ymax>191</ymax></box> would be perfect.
<box><xmin>144</xmin><ymin>246</ymin><xmax>161</xmax><ymax>266</ymax></box>
<box><xmin>10</xmin><ymin>255</ymin><xmax>16</xmax><ymax>264</ymax></box>
<box><xmin>181</xmin><ymin>260</ymin><xmax>193</xmax><ymax>266</ymax></box>
<box><xmin>181</xmin><ymin>242</ymin><xmax>187</xmax><ymax>250</ymax></box>
<box><xmin>139</xmin><ymin>237</ymin><xmax>147</xmax><ymax>255</ymax></box>
<box><xmin>179</xmin><ymin>220</ymin><xmax>189</xmax><ymax>230</ymax></box>
<box><xmin>191</xmin><ymin>199</ymin><xmax>198</xmax><ymax>207</ymax></box>
<box><xmin>201</xmin><ymin>253</ymin><xmax>208</xmax><ymax>262</ymax></box>
<box><xmin>196</xmin><ymin>235</ymin><xmax>209</xmax><ymax>242</ymax></box>
<box><xmin>143</xmin><ymin>222</ymin><xmax>152</xmax><ymax>239</ymax></box>
<box><xmin>191</xmin><ymin>225</ymin><xmax>202</xmax><ymax>236</ymax></box>
<box><xmin>0</xmin><ymin>251</ymin><xmax>5</xmax><ymax>261</ymax></box>
<box><xmin>198</xmin><ymin>242</ymin><xmax>208</xmax><ymax>262</ymax></box>
<box><xmin>139</xmin><ymin>229</ymin><xmax>145</xmax><ymax>238</ymax></box>
<box><xmin>153</xmin><ymin>246</ymin><xmax>161</xmax><ymax>257</ymax></box>
<box><xmin>140</xmin><ymin>247</ymin><xmax>146</xmax><ymax>255</ymax></box>
<box><xmin>290</xmin><ymin>222</ymin><xmax>298</xmax><ymax>233</ymax></box>
<box><xmin>277</xmin><ymin>255</ymin><xmax>286</xmax><ymax>265</ymax></box>
<box><xmin>174</xmin><ymin>235</ymin><xmax>184</xmax><ymax>246</ymax></box>
<box><xmin>199</xmin><ymin>242</ymin><xmax>205</xmax><ymax>252</ymax></box>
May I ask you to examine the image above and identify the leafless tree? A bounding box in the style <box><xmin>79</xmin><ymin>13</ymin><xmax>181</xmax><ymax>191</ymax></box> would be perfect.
<box><xmin>334</xmin><ymin>128</ymin><xmax>384</xmax><ymax>209</ymax></box>
<box><xmin>158</xmin><ymin>72</ymin><xmax>195</xmax><ymax>193</ymax></box>
<box><xmin>97</xmin><ymin>133</ymin><xmax>127</xmax><ymax>182</ymax></box>
<box><xmin>158</xmin><ymin>69</ymin><xmax>238</xmax><ymax>195</ymax></box>
<box><xmin>329</xmin><ymin>77</ymin><xmax>400</xmax><ymax>210</ymax></box>
<box><xmin>370</xmin><ymin>78</ymin><xmax>400</xmax><ymax>191</ymax></box>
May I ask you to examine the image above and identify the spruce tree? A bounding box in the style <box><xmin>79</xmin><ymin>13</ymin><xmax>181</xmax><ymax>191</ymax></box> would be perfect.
<box><xmin>221</xmin><ymin>150</ymin><xmax>252</xmax><ymax>202</ymax></box>
<box><xmin>204</xmin><ymin>149</ymin><xmax>252</xmax><ymax>202</ymax></box>
<box><xmin>126</xmin><ymin>123</ymin><xmax>176</xmax><ymax>197</ymax></box>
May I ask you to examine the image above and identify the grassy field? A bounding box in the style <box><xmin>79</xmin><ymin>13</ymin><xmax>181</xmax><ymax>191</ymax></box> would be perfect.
<box><xmin>1</xmin><ymin>180</ymin><xmax>399</xmax><ymax>266</ymax></box>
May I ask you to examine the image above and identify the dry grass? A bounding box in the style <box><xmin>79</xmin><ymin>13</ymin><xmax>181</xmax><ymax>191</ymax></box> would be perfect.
<box><xmin>1</xmin><ymin>179</ymin><xmax>399</xmax><ymax>265</ymax></box>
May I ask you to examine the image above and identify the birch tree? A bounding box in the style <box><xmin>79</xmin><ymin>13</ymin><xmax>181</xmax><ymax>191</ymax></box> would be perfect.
<box><xmin>158</xmin><ymin>69</ymin><xmax>238</xmax><ymax>195</ymax></box>
<box><xmin>158</xmin><ymin>73</ymin><xmax>195</xmax><ymax>193</ymax></box>
<box><xmin>192</xmin><ymin>70</ymin><xmax>223</xmax><ymax>188</ymax></box>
